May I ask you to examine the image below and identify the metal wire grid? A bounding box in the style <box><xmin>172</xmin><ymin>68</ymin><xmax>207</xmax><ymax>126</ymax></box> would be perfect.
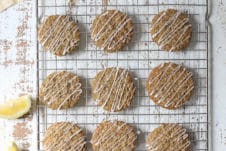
<box><xmin>37</xmin><ymin>0</ymin><xmax>209</xmax><ymax>150</ymax></box>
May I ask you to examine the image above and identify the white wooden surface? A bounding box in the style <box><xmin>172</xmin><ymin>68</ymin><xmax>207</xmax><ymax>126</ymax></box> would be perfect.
<box><xmin>210</xmin><ymin>0</ymin><xmax>226</xmax><ymax>150</ymax></box>
<box><xmin>0</xmin><ymin>0</ymin><xmax>225</xmax><ymax>150</ymax></box>
<box><xmin>0</xmin><ymin>0</ymin><xmax>37</xmax><ymax>150</ymax></box>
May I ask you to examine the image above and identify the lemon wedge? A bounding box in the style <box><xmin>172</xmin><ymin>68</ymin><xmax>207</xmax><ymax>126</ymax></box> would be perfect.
<box><xmin>8</xmin><ymin>142</ymin><xmax>20</xmax><ymax>151</ymax></box>
<box><xmin>0</xmin><ymin>95</ymin><xmax>31</xmax><ymax>119</ymax></box>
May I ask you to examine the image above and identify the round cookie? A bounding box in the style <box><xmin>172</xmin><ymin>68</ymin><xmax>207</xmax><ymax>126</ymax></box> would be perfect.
<box><xmin>146</xmin><ymin>123</ymin><xmax>190</xmax><ymax>151</ymax></box>
<box><xmin>38</xmin><ymin>15</ymin><xmax>80</xmax><ymax>56</ymax></box>
<box><xmin>146</xmin><ymin>62</ymin><xmax>194</xmax><ymax>109</ymax></box>
<box><xmin>91</xmin><ymin>67</ymin><xmax>136</xmax><ymax>112</ymax></box>
<box><xmin>150</xmin><ymin>9</ymin><xmax>192</xmax><ymax>51</ymax></box>
<box><xmin>42</xmin><ymin>122</ymin><xmax>86</xmax><ymax>151</ymax></box>
<box><xmin>39</xmin><ymin>71</ymin><xmax>82</xmax><ymax>110</ymax></box>
<box><xmin>91</xmin><ymin>10</ymin><xmax>134</xmax><ymax>53</ymax></box>
<box><xmin>91</xmin><ymin>120</ymin><xmax>137</xmax><ymax>151</ymax></box>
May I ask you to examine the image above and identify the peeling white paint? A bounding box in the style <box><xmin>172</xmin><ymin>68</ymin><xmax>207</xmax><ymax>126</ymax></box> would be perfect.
<box><xmin>0</xmin><ymin>0</ymin><xmax>226</xmax><ymax>150</ymax></box>
<box><xmin>0</xmin><ymin>0</ymin><xmax>37</xmax><ymax>150</ymax></box>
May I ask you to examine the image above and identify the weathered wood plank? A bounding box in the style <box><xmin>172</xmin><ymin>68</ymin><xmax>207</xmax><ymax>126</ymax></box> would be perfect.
<box><xmin>0</xmin><ymin>0</ymin><xmax>37</xmax><ymax>150</ymax></box>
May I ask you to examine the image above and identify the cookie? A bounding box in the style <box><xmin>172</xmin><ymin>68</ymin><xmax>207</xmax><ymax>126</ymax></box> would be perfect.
<box><xmin>42</xmin><ymin>122</ymin><xmax>86</xmax><ymax>151</ymax></box>
<box><xmin>146</xmin><ymin>123</ymin><xmax>190</xmax><ymax>151</ymax></box>
<box><xmin>146</xmin><ymin>62</ymin><xmax>194</xmax><ymax>110</ymax></box>
<box><xmin>91</xmin><ymin>120</ymin><xmax>137</xmax><ymax>151</ymax></box>
<box><xmin>150</xmin><ymin>9</ymin><xmax>192</xmax><ymax>51</ymax></box>
<box><xmin>39</xmin><ymin>71</ymin><xmax>82</xmax><ymax>110</ymax></box>
<box><xmin>91</xmin><ymin>10</ymin><xmax>134</xmax><ymax>53</ymax></box>
<box><xmin>38</xmin><ymin>15</ymin><xmax>80</xmax><ymax>56</ymax></box>
<box><xmin>91</xmin><ymin>67</ymin><xmax>136</xmax><ymax>112</ymax></box>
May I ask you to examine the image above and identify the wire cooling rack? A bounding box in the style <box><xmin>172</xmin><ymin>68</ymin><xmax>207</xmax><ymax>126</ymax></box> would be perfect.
<box><xmin>37</xmin><ymin>0</ymin><xmax>210</xmax><ymax>150</ymax></box>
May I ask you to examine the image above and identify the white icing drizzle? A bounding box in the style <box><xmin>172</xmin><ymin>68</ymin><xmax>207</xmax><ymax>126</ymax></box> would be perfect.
<box><xmin>56</xmin><ymin>28</ymin><xmax>79</xmax><ymax>54</ymax></box>
<box><xmin>173</xmin><ymin>84</ymin><xmax>194</xmax><ymax>108</ymax></box>
<box><xmin>163</xmin><ymin>74</ymin><xmax>193</xmax><ymax>108</ymax></box>
<box><xmin>44</xmin><ymin>75</ymin><xmax>79</xmax><ymax>103</ymax></box>
<box><xmin>158</xmin><ymin>18</ymin><xmax>191</xmax><ymax>50</ymax></box>
<box><xmin>42</xmin><ymin>71</ymin><xmax>82</xmax><ymax>109</ymax></box>
<box><xmin>92</xmin><ymin>10</ymin><xmax>118</xmax><ymax>41</ymax></box>
<box><xmin>151</xmin><ymin>11</ymin><xmax>181</xmax><ymax>39</ymax></box>
<box><xmin>156</xmin><ymin>13</ymin><xmax>184</xmax><ymax>40</ymax></box>
<box><xmin>39</xmin><ymin>15</ymin><xmax>64</xmax><ymax>41</ymax></box>
<box><xmin>48</xmin><ymin>21</ymin><xmax>79</xmax><ymax>55</ymax></box>
<box><xmin>91</xmin><ymin>10</ymin><xmax>133</xmax><ymax>51</ymax></box>
<box><xmin>108</xmin><ymin>131</ymin><xmax>137</xmax><ymax>150</ymax></box>
<box><xmin>45</xmin><ymin>123</ymin><xmax>75</xmax><ymax>150</ymax></box>
<box><xmin>91</xmin><ymin>121</ymin><xmax>136</xmax><ymax>150</ymax></box>
<box><xmin>148</xmin><ymin>63</ymin><xmax>173</xmax><ymax>96</ymax></box>
<box><xmin>73</xmin><ymin>137</ymin><xmax>87</xmax><ymax>150</ymax></box>
<box><xmin>42</xmin><ymin>72</ymin><xmax>65</xmax><ymax>91</ymax></box>
<box><xmin>93</xmin><ymin>68</ymin><xmax>135</xmax><ymax>112</ymax></box>
<box><xmin>62</xmin><ymin>129</ymin><xmax>86</xmax><ymax>151</ymax></box>
<box><xmin>155</xmin><ymin>68</ymin><xmax>188</xmax><ymax>102</ymax></box>
<box><xmin>100</xmin><ymin>15</ymin><xmax>132</xmax><ymax>50</ymax></box>
<box><xmin>153</xmin><ymin>65</ymin><xmax>182</xmax><ymax>99</ymax></box>
<box><xmin>150</xmin><ymin>12</ymin><xmax>166</xmax><ymax>31</ymax></box>
<box><xmin>147</xmin><ymin>124</ymin><xmax>190</xmax><ymax>151</ymax></box>
<box><xmin>151</xmin><ymin>10</ymin><xmax>191</xmax><ymax>51</ymax></box>
<box><xmin>168</xmin><ymin>24</ymin><xmax>192</xmax><ymax>52</ymax></box>
<box><xmin>148</xmin><ymin>63</ymin><xmax>193</xmax><ymax>108</ymax></box>
<box><xmin>41</xmin><ymin>16</ymin><xmax>69</xmax><ymax>46</ymax></box>
<box><xmin>91</xmin><ymin>122</ymin><xmax>120</xmax><ymax>145</ymax></box>
<box><xmin>44</xmin><ymin>123</ymin><xmax>86</xmax><ymax>151</ymax></box>
<box><xmin>57</xmin><ymin>83</ymin><xmax>82</xmax><ymax>110</ymax></box>
<box><xmin>147</xmin><ymin>124</ymin><xmax>177</xmax><ymax>150</ymax></box>
<box><xmin>39</xmin><ymin>15</ymin><xmax>79</xmax><ymax>55</ymax></box>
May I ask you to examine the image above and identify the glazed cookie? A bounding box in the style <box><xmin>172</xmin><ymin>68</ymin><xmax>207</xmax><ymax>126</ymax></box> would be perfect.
<box><xmin>91</xmin><ymin>10</ymin><xmax>134</xmax><ymax>53</ymax></box>
<box><xmin>150</xmin><ymin>9</ymin><xmax>192</xmax><ymax>51</ymax></box>
<box><xmin>91</xmin><ymin>120</ymin><xmax>137</xmax><ymax>151</ymax></box>
<box><xmin>146</xmin><ymin>123</ymin><xmax>190</xmax><ymax>151</ymax></box>
<box><xmin>146</xmin><ymin>62</ymin><xmax>194</xmax><ymax>109</ymax></box>
<box><xmin>39</xmin><ymin>71</ymin><xmax>82</xmax><ymax>110</ymax></box>
<box><xmin>91</xmin><ymin>67</ymin><xmax>136</xmax><ymax>112</ymax></box>
<box><xmin>38</xmin><ymin>15</ymin><xmax>80</xmax><ymax>56</ymax></box>
<box><xmin>42</xmin><ymin>122</ymin><xmax>86</xmax><ymax>151</ymax></box>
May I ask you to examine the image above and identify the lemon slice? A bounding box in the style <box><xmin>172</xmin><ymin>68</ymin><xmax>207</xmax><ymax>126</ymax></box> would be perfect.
<box><xmin>0</xmin><ymin>95</ymin><xmax>31</xmax><ymax>119</ymax></box>
<box><xmin>8</xmin><ymin>142</ymin><xmax>20</xmax><ymax>151</ymax></box>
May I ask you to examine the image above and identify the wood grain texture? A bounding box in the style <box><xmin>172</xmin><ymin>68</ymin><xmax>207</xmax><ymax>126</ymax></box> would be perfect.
<box><xmin>211</xmin><ymin>0</ymin><xmax>226</xmax><ymax>150</ymax></box>
<box><xmin>0</xmin><ymin>0</ymin><xmax>37</xmax><ymax>150</ymax></box>
<box><xmin>0</xmin><ymin>0</ymin><xmax>225</xmax><ymax>151</ymax></box>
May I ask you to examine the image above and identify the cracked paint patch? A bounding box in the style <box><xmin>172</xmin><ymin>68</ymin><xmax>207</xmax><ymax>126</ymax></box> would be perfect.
<box><xmin>12</xmin><ymin>122</ymin><xmax>32</xmax><ymax>140</ymax></box>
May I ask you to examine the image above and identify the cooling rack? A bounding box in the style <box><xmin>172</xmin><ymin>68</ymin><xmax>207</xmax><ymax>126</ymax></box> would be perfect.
<box><xmin>37</xmin><ymin>0</ymin><xmax>210</xmax><ymax>150</ymax></box>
